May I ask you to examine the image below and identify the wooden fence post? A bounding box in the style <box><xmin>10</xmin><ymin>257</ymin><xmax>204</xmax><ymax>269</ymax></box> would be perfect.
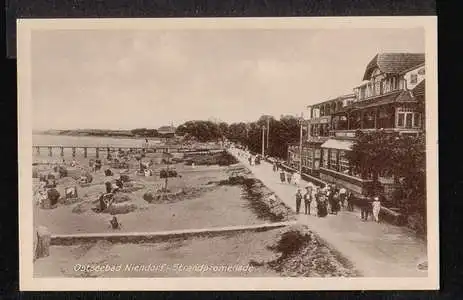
<box><xmin>84</xmin><ymin>147</ymin><xmax>88</xmax><ymax>158</ymax></box>
<box><xmin>60</xmin><ymin>147</ymin><xmax>64</xmax><ymax>157</ymax></box>
<box><xmin>96</xmin><ymin>147</ymin><xmax>99</xmax><ymax>158</ymax></box>
<box><xmin>48</xmin><ymin>147</ymin><xmax>52</xmax><ymax>157</ymax></box>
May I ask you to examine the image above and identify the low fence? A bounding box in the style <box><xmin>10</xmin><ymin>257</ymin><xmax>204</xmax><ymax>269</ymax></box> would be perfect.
<box><xmin>33</xmin><ymin>145</ymin><xmax>225</xmax><ymax>159</ymax></box>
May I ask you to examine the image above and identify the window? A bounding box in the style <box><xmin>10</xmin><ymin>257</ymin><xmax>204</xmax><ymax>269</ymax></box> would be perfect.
<box><xmin>382</xmin><ymin>80</ymin><xmax>388</xmax><ymax>94</ymax></box>
<box><xmin>413</xmin><ymin>113</ymin><xmax>422</xmax><ymax>128</ymax></box>
<box><xmin>397</xmin><ymin>108</ymin><xmax>421</xmax><ymax>129</ymax></box>
<box><xmin>397</xmin><ymin>113</ymin><xmax>405</xmax><ymax>127</ymax></box>
<box><xmin>322</xmin><ymin>149</ymin><xmax>329</xmax><ymax>168</ymax></box>
<box><xmin>330</xmin><ymin>149</ymin><xmax>338</xmax><ymax>170</ymax></box>
<box><xmin>314</xmin><ymin>149</ymin><xmax>321</xmax><ymax>159</ymax></box>
<box><xmin>410</xmin><ymin>74</ymin><xmax>418</xmax><ymax>84</ymax></box>
<box><xmin>307</xmin><ymin>150</ymin><xmax>313</xmax><ymax>169</ymax></box>
<box><xmin>375</xmin><ymin>81</ymin><xmax>381</xmax><ymax>95</ymax></box>
<box><xmin>339</xmin><ymin>151</ymin><xmax>350</xmax><ymax>174</ymax></box>
<box><xmin>399</xmin><ymin>78</ymin><xmax>405</xmax><ymax>90</ymax></box>
<box><xmin>405</xmin><ymin>113</ymin><xmax>413</xmax><ymax>128</ymax></box>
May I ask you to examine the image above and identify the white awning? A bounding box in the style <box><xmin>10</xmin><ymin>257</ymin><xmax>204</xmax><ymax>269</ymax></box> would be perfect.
<box><xmin>321</xmin><ymin>139</ymin><xmax>353</xmax><ymax>151</ymax></box>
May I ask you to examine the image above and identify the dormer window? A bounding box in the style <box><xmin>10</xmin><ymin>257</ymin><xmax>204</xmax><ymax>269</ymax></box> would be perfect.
<box><xmin>410</xmin><ymin>74</ymin><xmax>418</xmax><ymax>84</ymax></box>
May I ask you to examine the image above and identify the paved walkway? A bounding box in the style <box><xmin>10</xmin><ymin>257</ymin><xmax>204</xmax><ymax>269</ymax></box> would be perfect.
<box><xmin>229</xmin><ymin>148</ymin><xmax>428</xmax><ymax>277</ymax></box>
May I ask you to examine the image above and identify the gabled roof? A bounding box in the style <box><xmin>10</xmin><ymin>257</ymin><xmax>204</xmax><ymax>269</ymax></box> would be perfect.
<box><xmin>363</xmin><ymin>53</ymin><xmax>425</xmax><ymax>81</ymax></box>
<box><xmin>412</xmin><ymin>79</ymin><xmax>425</xmax><ymax>98</ymax></box>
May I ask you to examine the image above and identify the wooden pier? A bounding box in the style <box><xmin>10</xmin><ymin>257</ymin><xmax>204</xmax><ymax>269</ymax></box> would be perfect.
<box><xmin>32</xmin><ymin>145</ymin><xmax>224</xmax><ymax>158</ymax></box>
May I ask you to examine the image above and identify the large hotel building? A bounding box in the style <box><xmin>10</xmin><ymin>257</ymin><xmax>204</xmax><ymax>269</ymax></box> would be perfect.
<box><xmin>288</xmin><ymin>53</ymin><xmax>425</xmax><ymax>199</ymax></box>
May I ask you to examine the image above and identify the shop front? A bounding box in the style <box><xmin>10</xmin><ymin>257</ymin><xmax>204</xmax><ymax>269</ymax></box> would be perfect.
<box><xmin>287</xmin><ymin>138</ymin><xmax>327</xmax><ymax>177</ymax></box>
<box><xmin>319</xmin><ymin>138</ymin><xmax>374</xmax><ymax>196</ymax></box>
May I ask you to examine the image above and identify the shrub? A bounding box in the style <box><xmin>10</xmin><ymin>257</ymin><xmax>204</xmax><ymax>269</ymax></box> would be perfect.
<box><xmin>270</xmin><ymin>228</ymin><xmax>311</xmax><ymax>259</ymax></box>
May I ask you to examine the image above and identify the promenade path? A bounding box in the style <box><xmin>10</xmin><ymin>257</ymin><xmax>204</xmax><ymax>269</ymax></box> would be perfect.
<box><xmin>229</xmin><ymin>148</ymin><xmax>428</xmax><ymax>277</ymax></box>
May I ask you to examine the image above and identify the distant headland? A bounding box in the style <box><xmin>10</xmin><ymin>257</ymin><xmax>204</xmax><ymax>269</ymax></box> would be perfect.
<box><xmin>35</xmin><ymin>127</ymin><xmax>176</xmax><ymax>139</ymax></box>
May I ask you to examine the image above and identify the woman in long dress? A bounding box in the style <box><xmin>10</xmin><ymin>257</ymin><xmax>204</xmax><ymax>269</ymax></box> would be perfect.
<box><xmin>279</xmin><ymin>170</ymin><xmax>286</xmax><ymax>183</ymax></box>
<box><xmin>293</xmin><ymin>172</ymin><xmax>300</xmax><ymax>186</ymax></box>
<box><xmin>372</xmin><ymin>196</ymin><xmax>381</xmax><ymax>222</ymax></box>
<box><xmin>318</xmin><ymin>194</ymin><xmax>328</xmax><ymax>217</ymax></box>
<box><xmin>286</xmin><ymin>172</ymin><xmax>292</xmax><ymax>184</ymax></box>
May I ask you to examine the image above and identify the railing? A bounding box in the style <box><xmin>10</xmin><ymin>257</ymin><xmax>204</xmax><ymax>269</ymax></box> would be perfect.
<box><xmin>329</xmin><ymin>128</ymin><xmax>422</xmax><ymax>138</ymax></box>
<box><xmin>32</xmin><ymin>145</ymin><xmax>224</xmax><ymax>158</ymax></box>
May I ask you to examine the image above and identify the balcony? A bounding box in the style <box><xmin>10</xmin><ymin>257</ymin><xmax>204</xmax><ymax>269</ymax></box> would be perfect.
<box><xmin>330</xmin><ymin>128</ymin><xmax>422</xmax><ymax>138</ymax></box>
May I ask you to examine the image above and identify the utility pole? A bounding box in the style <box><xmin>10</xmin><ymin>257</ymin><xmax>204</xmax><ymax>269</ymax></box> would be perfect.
<box><xmin>261</xmin><ymin>125</ymin><xmax>265</xmax><ymax>157</ymax></box>
<box><xmin>299</xmin><ymin>113</ymin><xmax>303</xmax><ymax>176</ymax></box>
<box><xmin>266</xmin><ymin>117</ymin><xmax>270</xmax><ymax>150</ymax></box>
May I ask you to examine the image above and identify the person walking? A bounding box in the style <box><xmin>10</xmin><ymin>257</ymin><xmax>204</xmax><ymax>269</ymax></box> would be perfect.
<box><xmin>360</xmin><ymin>196</ymin><xmax>372</xmax><ymax>221</ymax></box>
<box><xmin>346</xmin><ymin>191</ymin><xmax>355</xmax><ymax>211</ymax></box>
<box><xmin>293</xmin><ymin>172</ymin><xmax>301</xmax><ymax>186</ymax></box>
<box><xmin>332</xmin><ymin>191</ymin><xmax>340</xmax><ymax>215</ymax></box>
<box><xmin>339</xmin><ymin>187</ymin><xmax>347</xmax><ymax>208</ymax></box>
<box><xmin>286</xmin><ymin>172</ymin><xmax>292</xmax><ymax>184</ymax></box>
<box><xmin>372</xmin><ymin>196</ymin><xmax>381</xmax><ymax>222</ymax></box>
<box><xmin>295</xmin><ymin>189</ymin><xmax>303</xmax><ymax>214</ymax></box>
<box><xmin>327</xmin><ymin>188</ymin><xmax>335</xmax><ymax>214</ymax></box>
<box><xmin>304</xmin><ymin>185</ymin><xmax>313</xmax><ymax>215</ymax></box>
<box><xmin>279</xmin><ymin>170</ymin><xmax>286</xmax><ymax>183</ymax></box>
<box><xmin>317</xmin><ymin>192</ymin><xmax>328</xmax><ymax>217</ymax></box>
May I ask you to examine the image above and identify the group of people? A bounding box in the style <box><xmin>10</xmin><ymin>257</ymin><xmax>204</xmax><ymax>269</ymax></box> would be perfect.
<box><xmin>232</xmin><ymin>145</ymin><xmax>383</xmax><ymax>223</ymax></box>
<box><xmin>294</xmin><ymin>184</ymin><xmax>342</xmax><ymax>217</ymax></box>
<box><xmin>275</xmin><ymin>165</ymin><xmax>301</xmax><ymax>186</ymax></box>
<box><xmin>294</xmin><ymin>183</ymin><xmax>382</xmax><ymax>222</ymax></box>
<box><xmin>247</xmin><ymin>154</ymin><xmax>261</xmax><ymax>166</ymax></box>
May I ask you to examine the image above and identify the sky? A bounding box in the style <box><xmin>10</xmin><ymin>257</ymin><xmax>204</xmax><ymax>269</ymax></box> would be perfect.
<box><xmin>31</xmin><ymin>27</ymin><xmax>424</xmax><ymax>130</ymax></box>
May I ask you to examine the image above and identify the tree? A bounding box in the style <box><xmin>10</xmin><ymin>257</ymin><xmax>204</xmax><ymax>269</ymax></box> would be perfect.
<box><xmin>218</xmin><ymin>122</ymin><xmax>229</xmax><ymax>141</ymax></box>
<box><xmin>347</xmin><ymin>131</ymin><xmax>426</xmax><ymax>215</ymax></box>
<box><xmin>225</xmin><ymin>115</ymin><xmax>299</xmax><ymax>159</ymax></box>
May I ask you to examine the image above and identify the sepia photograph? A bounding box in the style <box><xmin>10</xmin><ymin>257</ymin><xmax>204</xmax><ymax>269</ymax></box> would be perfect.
<box><xmin>17</xmin><ymin>17</ymin><xmax>438</xmax><ymax>290</ymax></box>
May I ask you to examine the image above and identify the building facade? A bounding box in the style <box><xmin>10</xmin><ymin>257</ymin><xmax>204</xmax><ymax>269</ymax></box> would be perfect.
<box><xmin>288</xmin><ymin>52</ymin><xmax>425</xmax><ymax>198</ymax></box>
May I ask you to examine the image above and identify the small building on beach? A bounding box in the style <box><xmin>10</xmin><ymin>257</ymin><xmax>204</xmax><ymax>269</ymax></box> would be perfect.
<box><xmin>157</xmin><ymin>126</ymin><xmax>176</xmax><ymax>139</ymax></box>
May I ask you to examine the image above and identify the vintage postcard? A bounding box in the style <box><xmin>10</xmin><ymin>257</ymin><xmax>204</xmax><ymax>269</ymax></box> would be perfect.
<box><xmin>18</xmin><ymin>17</ymin><xmax>438</xmax><ymax>290</ymax></box>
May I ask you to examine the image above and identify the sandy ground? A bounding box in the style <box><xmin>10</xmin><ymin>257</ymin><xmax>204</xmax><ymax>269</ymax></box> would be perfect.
<box><xmin>34</xmin><ymin>225</ymin><xmax>360</xmax><ymax>278</ymax></box>
<box><xmin>33</xmin><ymin>151</ymin><xmax>359</xmax><ymax>278</ymax></box>
<box><xmin>34</xmin><ymin>229</ymin><xmax>282</xmax><ymax>277</ymax></box>
<box><xmin>33</xmin><ymin>153</ymin><xmax>269</xmax><ymax>234</ymax></box>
